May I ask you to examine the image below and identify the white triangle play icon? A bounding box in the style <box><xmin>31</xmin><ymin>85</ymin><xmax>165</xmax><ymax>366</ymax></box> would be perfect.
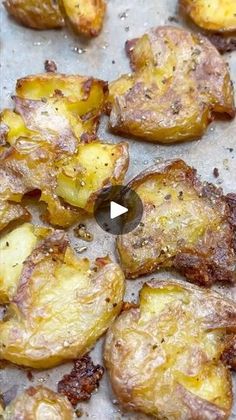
<box><xmin>110</xmin><ymin>201</ymin><xmax>128</xmax><ymax>220</ymax></box>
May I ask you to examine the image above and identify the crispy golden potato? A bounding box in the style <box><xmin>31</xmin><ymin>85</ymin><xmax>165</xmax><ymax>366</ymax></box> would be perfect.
<box><xmin>180</xmin><ymin>0</ymin><xmax>236</xmax><ymax>33</ymax></box>
<box><xmin>0</xmin><ymin>140</ymin><xmax>128</xmax><ymax>228</ymax></box>
<box><xmin>0</xmin><ymin>224</ymin><xmax>125</xmax><ymax>368</ymax></box>
<box><xmin>107</xmin><ymin>26</ymin><xmax>235</xmax><ymax>144</ymax></box>
<box><xmin>2</xmin><ymin>386</ymin><xmax>75</xmax><ymax>419</ymax></box>
<box><xmin>105</xmin><ymin>280</ymin><xmax>236</xmax><ymax>419</ymax></box>
<box><xmin>0</xmin><ymin>73</ymin><xmax>128</xmax><ymax>229</ymax></box>
<box><xmin>61</xmin><ymin>0</ymin><xmax>106</xmax><ymax>37</ymax></box>
<box><xmin>3</xmin><ymin>0</ymin><xmax>106</xmax><ymax>37</ymax></box>
<box><xmin>13</xmin><ymin>73</ymin><xmax>108</xmax><ymax>146</ymax></box>
<box><xmin>3</xmin><ymin>0</ymin><xmax>65</xmax><ymax>29</ymax></box>
<box><xmin>117</xmin><ymin>160</ymin><xmax>236</xmax><ymax>285</ymax></box>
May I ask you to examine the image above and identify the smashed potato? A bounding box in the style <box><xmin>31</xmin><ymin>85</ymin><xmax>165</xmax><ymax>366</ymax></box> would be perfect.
<box><xmin>61</xmin><ymin>0</ymin><xmax>106</xmax><ymax>37</ymax></box>
<box><xmin>105</xmin><ymin>280</ymin><xmax>236</xmax><ymax>419</ymax></box>
<box><xmin>4</xmin><ymin>0</ymin><xmax>106</xmax><ymax>37</ymax></box>
<box><xmin>0</xmin><ymin>140</ymin><xmax>128</xmax><ymax>227</ymax></box>
<box><xmin>0</xmin><ymin>224</ymin><xmax>125</xmax><ymax>368</ymax></box>
<box><xmin>107</xmin><ymin>26</ymin><xmax>235</xmax><ymax>143</ymax></box>
<box><xmin>3</xmin><ymin>0</ymin><xmax>65</xmax><ymax>29</ymax></box>
<box><xmin>180</xmin><ymin>0</ymin><xmax>236</xmax><ymax>33</ymax></box>
<box><xmin>0</xmin><ymin>199</ymin><xmax>30</xmax><ymax>232</ymax></box>
<box><xmin>0</xmin><ymin>73</ymin><xmax>128</xmax><ymax>229</ymax></box>
<box><xmin>2</xmin><ymin>386</ymin><xmax>75</xmax><ymax>419</ymax></box>
<box><xmin>117</xmin><ymin>160</ymin><xmax>236</xmax><ymax>285</ymax></box>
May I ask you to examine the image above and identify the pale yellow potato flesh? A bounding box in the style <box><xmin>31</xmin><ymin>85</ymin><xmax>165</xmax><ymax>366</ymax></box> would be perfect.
<box><xmin>0</xmin><ymin>224</ymin><xmax>50</xmax><ymax>303</ymax></box>
<box><xmin>56</xmin><ymin>142</ymin><xmax>129</xmax><ymax>211</ymax></box>
<box><xmin>3</xmin><ymin>386</ymin><xmax>75</xmax><ymax>420</ymax></box>
<box><xmin>0</xmin><ymin>225</ymin><xmax>125</xmax><ymax>368</ymax></box>
<box><xmin>180</xmin><ymin>0</ymin><xmax>236</xmax><ymax>32</ymax></box>
<box><xmin>105</xmin><ymin>280</ymin><xmax>236</xmax><ymax>419</ymax></box>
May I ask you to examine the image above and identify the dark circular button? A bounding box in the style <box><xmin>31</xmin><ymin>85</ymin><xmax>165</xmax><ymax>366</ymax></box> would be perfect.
<box><xmin>94</xmin><ymin>185</ymin><xmax>143</xmax><ymax>235</ymax></box>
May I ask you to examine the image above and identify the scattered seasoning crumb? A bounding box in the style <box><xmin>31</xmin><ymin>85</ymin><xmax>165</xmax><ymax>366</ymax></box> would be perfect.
<box><xmin>74</xmin><ymin>224</ymin><xmax>93</xmax><ymax>242</ymax></box>
<box><xmin>112</xmin><ymin>60</ymin><xmax>116</xmax><ymax>64</ymax></box>
<box><xmin>75</xmin><ymin>246</ymin><xmax>88</xmax><ymax>254</ymax></box>
<box><xmin>44</xmin><ymin>59</ymin><xmax>57</xmax><ymax>73</ymax></box>
<box><xmin>168</xmin><ymin>16</ymin><xmax>179</xmax><ymax>23</ymax></box>
<box><xmin>164</xmin><ymin>194</ymin><xmax>171</xmax><ymax>200</ymax></box>
<box><xmin>57</xmin><ymin>355</ymin><xmax>104</xmax><ymax>406</ymax></box>
<box><xmin>213</xmin><ymin>167</ymin><xmax>219</xmax><ymax>178</ymax></box>
<box><xmin>75</xmin><ymin>408</ymin><xmax>83</xmax><ymax>418</ymax></box>
<box><xmin>119</xmin><ymin>9</ymin><xmax>129</xmax><ymax>20</ymax></box>
<box><xmin>26</xmin><ymin>370</ymin><xmax>34</xmax><ymax>382</ymax></box>
<box><xmin>125</xmin><ymin>26</ymin><xmax>130</xmax><ymax>32</ymax></box>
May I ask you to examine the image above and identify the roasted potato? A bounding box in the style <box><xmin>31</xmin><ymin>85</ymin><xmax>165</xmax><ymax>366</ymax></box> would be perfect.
<box><xmin>117</xmin><ymin>160</ymin><xmax>236</xmax><ymax>285</ymax></box>
<box><xmin>4</xmin><ymin>0</ymin><xmax>106</xmax><ymax>37</ymax></box>
<box><xmin>0</xmin><ymin>73</ymin><xmax>128</xmax><ymax>229</ymax></box>
<box><xmin>107</xmin><ymin>26</ymin><xmax>235</xmax><ymax>143</ymax></box>
<box><xmin>104</xmin><ymin>280</ymin><xmax>236</xmax><ymax>419</ymax></box>
<box><xmin>61</xmin><ymin>0</ymin><xmax>106</xmax><ymax>37</ymax></box>
<box><xmin>12</xmin><ymin>73</ymin><xmax>108</xmax><ymax>147</ymax></box>
<box><xmin>2</xmin><ymin>386</ymin><xmax>75</xmax><ymax>419</ymax></box>
<box><xmin>0</xmin><ymin>224</ymin><xmax>125</xmax><ymax>368</ymax></box>
<box><xmin>3</xmin><ymin>0</ymin><xmax>65</xmax><ymax>29</ymax></box>
<box><xmin>0</xmin><ymin>140</ymin><xmax>128</xmax><ymax>228</ymax></box>
<box><xmin>180</xmin><ymin>0</ymin><xmax>236</xmax><ymax>33</ymax></box>
<box><xmin>0</xmin><ymin>223</ymin><xmax>50</xmax><ymax>303</ymax></box>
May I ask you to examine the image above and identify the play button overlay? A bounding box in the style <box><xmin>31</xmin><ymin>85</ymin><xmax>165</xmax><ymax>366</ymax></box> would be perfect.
<box><xmin>110</xmin><ymin>201</ymin><xmax>128</xmax><ymax>219</ymax></box>
<box><xmin>94</xmin><ymin>185</ymin><xmax>143</xmax><ymax>235</ymax></box>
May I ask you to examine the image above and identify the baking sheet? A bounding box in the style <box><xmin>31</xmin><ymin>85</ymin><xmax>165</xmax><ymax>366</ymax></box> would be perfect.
<box><xmin>0</xmin><ymin>0</ymin><xmax>236</xmax><ymax>418</ymax></box>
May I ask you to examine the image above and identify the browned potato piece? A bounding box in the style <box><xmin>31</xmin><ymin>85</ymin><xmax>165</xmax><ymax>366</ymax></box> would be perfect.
<box><xmin>0</xmin><ymin>224</ymin><xmax>125</xmax><ymax>368</ymax></box>
<box><xmin>3</xmin><ymin>0</ymin><xmax>65</xmax><ymax>29</ymax></box>
<box><xmin>117</xmin><ymin>160</ymin><xmax>236</xmax><ymax>285</ymax></box>
<box><xmin>104</xmin><ymin>280</ymin><xmax>236</xmax><ymax>419</ymax></box>
<box><xmin>180</xmin><ymin>0</ymin><xmax>236</xmax><ymax>33</ymax></box>
<box><xmin>0</xmin><ymin>73</ymin><xmax>128</xmax><ymax>229</ymax></box>
<box><xmin>61</xmin><ymin>0</ymin><xmax>106</xmax><ymax>37</ymax></box>
<box><xmin>0</xmin><ymin>140</ymin><xmax>129</xmax><ymax>228</ymax></box>
<box><xmin>108</xmin><ymin>26</ymin><xmax>235</xmax><ymax>144</ymax></box>
<box><xmin>3</xmin><ymin>0</ymin><xmax>106</xmax><ymax>37</ymax></box>
<box><xmin>2</xmin><ymin>386</ymin><xmax>75</xmax><ymax>419</ymax></box>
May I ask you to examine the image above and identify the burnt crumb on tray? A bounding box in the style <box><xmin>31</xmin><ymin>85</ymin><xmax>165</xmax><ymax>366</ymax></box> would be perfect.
<box><xmin>57</xmin><ymin>354</ymin><xmax>104</xmax><ymax>406</ymax></box>
<box><xmin>44</xmin><ymin>59</ymin><xmax>57</xmax><ymax>73</ymax></box>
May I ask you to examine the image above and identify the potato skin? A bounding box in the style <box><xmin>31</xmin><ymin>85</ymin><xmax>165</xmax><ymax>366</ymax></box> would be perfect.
<box><xmin>108</xmin><ymin>26</ymin><xmax>235</xmax><ymax>144</ymax></box>
<box><xmin>104</xmin><ymin>280</ymin><xmax>236</xmax><ymax>420</ymax></box>
<box><xmin>3</xmin><ymin>0</ymin><xmax>65</xmax><ymax>29</ymax></box>
<box><xmin>61</xmin><ymin>0</ymin><xmax>106</xmax><ymax>37</ymax></box>
<box><xmin>180</xmin><ymin>0</ymin><xmax>236</xmax><ymax>33</ymax></box>
<box><xmin>3</xmin><ymin>386</ymin><xmax>75</xmax><ymax>419</ymax></box>
<box><xmin>0</xmin><ymin>226</ymin><xmax>125</xmax><ymax>368</ymax></box>
<box><xmin>117</xmin><ymin>160</ymin><xmax>236</xmax><ymax>286</ymax></box>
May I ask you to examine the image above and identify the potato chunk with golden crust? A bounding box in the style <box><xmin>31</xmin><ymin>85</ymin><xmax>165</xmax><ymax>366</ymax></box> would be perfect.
<box><xmin>108</xmin><ymin>26</ymin><xmax>235</xmax><ymax>144</ymax></box>
<box><xmin>61</xmin><ymin>0</ymin><xmax>106</xmax><ymax>37</ymax></box>
<box><xmin>0</xmin><ymin>140</ymin><xmax>128</xmax><ymax>228</ymax></box>
<box><xmin>2</xmin><ymin>386</ymin><xmax>75</xmax><ymax>419</ymax></box>
<box><xmin>180</xmin><ymin>0</ymin><xmax>236</xmax><ymax>33</ymax></box>
<box><xmin>117</xmin><ymin>160</ymin><xmax>236</xmax><ymax>285</ymax></box>
<box><xmin>0</xmin><ymin>199</ymin><xmax>30</xmax><ymax>232</ymax></box>
<box><xmin>0</xmin><ymin>225</ymin><xmax>125</xmax><ymax>369</ymax></box>
<box><xmin>105</xmin><ymin>280</ymin><xmax>236</xmax><ymax>420</ymax></box>
<box><xmin>3</xmin><ymin>0</ymin><xmax>106</xmax><ymax>37</ymax></box>
<box><xmin>3</xmin><ymin>0</ymin><xmax>65</xmax><ymax>29</ymax></box>
<box><xmin>0</xmin><ymin>73</ymin><xmax>128</xmax><ymax>229</ymax></box>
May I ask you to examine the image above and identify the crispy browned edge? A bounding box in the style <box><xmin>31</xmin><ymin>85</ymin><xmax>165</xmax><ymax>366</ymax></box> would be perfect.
<box><xmin>117</xmin><ymin>159</ymin><xmax>236</xmax><ymax>284</ymax></box>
